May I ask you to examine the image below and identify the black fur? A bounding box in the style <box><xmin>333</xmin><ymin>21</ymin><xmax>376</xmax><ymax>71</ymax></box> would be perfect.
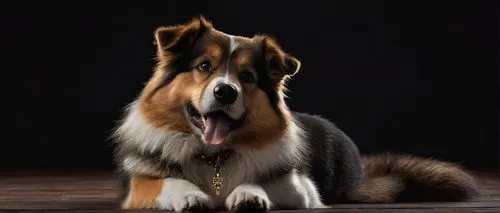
<box><xmin>149</xmin><ymin>21</ymin><xmax>213</xmax><ymax>99</ymax></box>
<box><xmin>117</xmin><ymin>172</ymin><xmax>131</xmax><ymax>203</ymax></box>
<box><xmin>291</xmin><ymin>112</ymin><xmax>479</xmax><ymax>204</ymax></box>
<box><xmin>114</xmin><ymin>143</ymin><xmax>184</xmax><ymax>178</ymax></box>
<box><xmin>293</xmin><ymin>112</ymin><xmax>364</xmax><ymax>204</ymax></box>
<box><xmin>255</xmin><ymin>40</ymin><xmax>285</xmax><ymax>119</ymax></box>
<box><xmin>113</xmin><ymin>17</ymin><xmax>479</xmax><ymax>209</ymax></box>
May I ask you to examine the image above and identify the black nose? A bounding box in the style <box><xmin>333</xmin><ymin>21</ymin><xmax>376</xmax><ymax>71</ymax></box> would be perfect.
<box><xmin>213</xmin><ymin>83</ymin><xmax>238</xmax><ymax>105</ymax></box>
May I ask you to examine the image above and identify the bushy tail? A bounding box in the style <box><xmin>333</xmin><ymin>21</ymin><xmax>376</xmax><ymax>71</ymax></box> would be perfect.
<box><xmin>346</xmin><ymin>153</ymin><xmax>480</xmax><ymax>203</ymax></box>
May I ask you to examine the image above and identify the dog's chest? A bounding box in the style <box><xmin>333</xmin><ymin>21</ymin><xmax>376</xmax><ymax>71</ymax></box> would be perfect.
<box><xmin>181</xmin><ymin>155</ymin><xmax>253</xmax><ymax>204</ymax></box>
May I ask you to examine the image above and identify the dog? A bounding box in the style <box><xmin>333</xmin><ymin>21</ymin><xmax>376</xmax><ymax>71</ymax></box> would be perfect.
<box><xmin>111</xmin><ymin>16</ymin><xmax>479</xmax><ymax>212</ymax></box>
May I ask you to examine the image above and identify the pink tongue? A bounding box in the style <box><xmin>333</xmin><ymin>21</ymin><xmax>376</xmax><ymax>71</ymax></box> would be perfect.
<box><xmin>203</xmin><ymin>115</ymin><xmax>231</xmax><ymax>145</ymax></box>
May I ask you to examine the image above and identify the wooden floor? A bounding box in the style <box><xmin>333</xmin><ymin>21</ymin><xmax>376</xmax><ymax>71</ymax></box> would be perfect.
<box><xmin>0</xmin><ymin>170</ymin><xmax>499</xmax><ymax>213</ymax></box>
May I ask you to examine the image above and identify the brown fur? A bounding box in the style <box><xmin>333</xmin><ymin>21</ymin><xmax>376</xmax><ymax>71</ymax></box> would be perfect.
<box><xmin>122</xmin><ymin>177</ymin><xmax>164</xmax><ymax>209</ymax></box>
<box><xmin>232</xmin><ymin>89</ymin><xmax>289</xmax><ymax>149</ymax></box>
<box><xmin>226</xmin><ymin>39</ymin><xmax>292</xmax><ymax>149</ymax></box>
<box><xmin>116</xmin><ymin>16</ymin><xmax>479</xmax><ymax>210</ymax></box>
<box><xmin>140</xmin><ymin>72</ymin><xmax>196</xmax><ymax>133</ymax></box>
<box><xmin>138</xmin><ymin>17</ymin><xmax>213</xmax><ymax>133</ymax></box>
<box><xmin>347</xmin><ymin>153</ymin><xmax>480</xmax><ymax>203</ymax></box>
<box><xmin>137</xmin><ymin>16</ymin><xmax>297</xmax><ymax>149</ymax></box>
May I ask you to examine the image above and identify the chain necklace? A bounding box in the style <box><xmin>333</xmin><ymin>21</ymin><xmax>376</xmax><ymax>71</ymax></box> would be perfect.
<box><xmin>196</xmin><ymin>150</ymin><xmax>233</xmax><ymax>196</ymax></box>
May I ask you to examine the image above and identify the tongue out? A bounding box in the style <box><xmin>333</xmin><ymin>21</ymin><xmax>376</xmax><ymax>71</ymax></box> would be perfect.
<box><xmin>203</xmin><ymin>113</ymin><xmax>232</xmax><ymax>145</ymax></box>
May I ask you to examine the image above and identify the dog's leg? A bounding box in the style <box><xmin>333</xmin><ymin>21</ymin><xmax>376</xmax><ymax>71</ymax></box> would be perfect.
<box><xmin>225</xmin><ymin>171</ymin><xmax>327</xmax><ymax>212</ymax></box>
<box><xmin>121</xmin><ymin>176</ymin><xmax>163</xmax><ymax>209</ymax></box>
<box><xmin>262</xmin><ymin>171</ymin><xmax>328</xmax><ymax>210</ymax></box>
<box><xmin>225</xmin><ymin>183</ymin><xmax>271</xmax><ymax>213</ymax></box>
<box><xmin>122</xmin><ymin>176</ymin><xmax>214</xmax><ymax>212</ymax></box>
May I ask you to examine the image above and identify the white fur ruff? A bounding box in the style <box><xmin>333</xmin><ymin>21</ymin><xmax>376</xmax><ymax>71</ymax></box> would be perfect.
<box><xmin>156</xmin><ymin>178</ymin><xmax>213</xmax><ymax>212</ymax></box>
<box><xmin>115</xmin><ymin>101</ymin><xmax>327</xmax><ymax>210</ymax></box>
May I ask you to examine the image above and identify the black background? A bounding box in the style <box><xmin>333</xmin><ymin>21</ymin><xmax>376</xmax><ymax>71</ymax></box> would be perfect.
<box><xmin>1</xmin><ymin>1</ymin><xmax>498</xmax><ymax>170</ymax></box>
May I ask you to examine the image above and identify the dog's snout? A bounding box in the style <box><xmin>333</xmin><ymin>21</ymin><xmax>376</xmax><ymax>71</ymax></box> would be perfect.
<box><xmin>213</xmin><ymin>83</ymin><xmax>238</xmax><ymax>105</ymax></box>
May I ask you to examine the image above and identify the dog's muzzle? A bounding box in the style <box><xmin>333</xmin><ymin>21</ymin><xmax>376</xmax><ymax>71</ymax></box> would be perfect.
<box><xmin>187</xmin><ymin>77</ymin><xmax>246</xmax><ymax>146</ymax></box>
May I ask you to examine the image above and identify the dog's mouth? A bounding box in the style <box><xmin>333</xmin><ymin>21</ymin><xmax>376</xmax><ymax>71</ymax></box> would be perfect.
<box><xmin>187</xmin><ymin>103</ymin><xmax>246</xmax><ymax>146</ymax></box>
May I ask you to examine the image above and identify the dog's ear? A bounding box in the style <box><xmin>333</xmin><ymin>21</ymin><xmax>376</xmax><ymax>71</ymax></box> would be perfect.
<box><xmin>154</xmin><ymin>15</ymin><xmax>212</xmax><ymax>58</ymax></box>
<box><xmin>258</xmin><ymin>35</ymin><xmax>301</xmax><ymax>85</ymax></box>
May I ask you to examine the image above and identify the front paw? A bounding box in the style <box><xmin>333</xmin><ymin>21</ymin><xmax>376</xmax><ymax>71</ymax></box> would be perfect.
<box><xmin>156</xmin><ymin>178</ymin><xmax>214</xmax><ymax>212</ymax></box>
<box><xmin>226</xmin><ymin>184</ymin><xmax>271</xmax><ymax>213</ymax></box>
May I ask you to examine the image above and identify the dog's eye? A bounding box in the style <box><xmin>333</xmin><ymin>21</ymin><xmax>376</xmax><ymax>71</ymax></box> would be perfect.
<box><xmin>197</xmin><ymin>61</ymin><xmax>212</xmax><ymax>72</ymax></box>
<box><xmin>239</xmin><ymin>71</ymin><xmax>256</xmax><ymax>83</ymax></box>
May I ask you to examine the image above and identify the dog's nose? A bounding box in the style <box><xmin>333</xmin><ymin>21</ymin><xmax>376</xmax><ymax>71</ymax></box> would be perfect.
<box><xmin>213</xmin><ymin>83</ymin><xmax>238</xmax><ymax>105</ymax></box>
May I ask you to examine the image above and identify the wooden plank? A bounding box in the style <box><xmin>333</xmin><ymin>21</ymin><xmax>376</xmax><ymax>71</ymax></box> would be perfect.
<box><xmin>0</xmin><ymin>170</ymin><xmax>497</xmax><ymax>212</ymax></box>
<box><xmin>0</xmin><ymin>201</ymin><xmax>118</xmax><ymax>210</ymax></box>
<box><xmin>3</xmin><ymin>208</ymin><xmax>500</xmax><ymax>213</ymax></box>
<box><xmin>0</xmin><ymin>201</ymin><xmax>498</xmax><ymax>211</ymax></box>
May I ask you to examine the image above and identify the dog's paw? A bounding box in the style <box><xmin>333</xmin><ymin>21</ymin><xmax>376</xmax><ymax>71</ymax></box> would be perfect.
<box><xmin>156</xmin><ymin>178</ymin><xmax>214</xmax><ymax>212</ymax></box>
<box><xmin>226</xmin><ymin>184</ymin><xmax>271</xmax><ymax>213</ymax></box>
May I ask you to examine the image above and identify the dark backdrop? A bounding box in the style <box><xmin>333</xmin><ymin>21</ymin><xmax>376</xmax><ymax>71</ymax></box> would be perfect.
<box><xmin>1</xmin><ymin>1</ymin><xmax>498</xmax><ymax>170</ymax></box>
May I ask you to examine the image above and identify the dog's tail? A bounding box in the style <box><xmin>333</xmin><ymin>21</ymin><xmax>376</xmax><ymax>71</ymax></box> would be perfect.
<box><xmin>346</xmin><ymin>153</ymin><xmax>480</xmax><ymax>203</ymax></box>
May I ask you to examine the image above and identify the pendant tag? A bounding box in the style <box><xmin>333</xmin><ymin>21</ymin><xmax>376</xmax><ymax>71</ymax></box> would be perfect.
<box><xmin>212</xmin><ymin>173</ymin><xmax>223</xmax><ymax>195</ymax></box>
<box><xmin>212</xmin><ymin>155</ymin><xmax>223</xmax><ymax>195</ymax></box>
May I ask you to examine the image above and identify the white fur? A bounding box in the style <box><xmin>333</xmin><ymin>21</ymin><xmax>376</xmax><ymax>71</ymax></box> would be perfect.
<box><xmin>115</xmin><ymin>101</ymin><xmax>314</xmax><ymax>209</ymax></box>
<box><xmin>199</xmin><ymin>34</ymin><xmax>244</xmax><ymax>121</ymax></box>
<box><xmin>225</xmin><ymin>183</ymin><xmax>271</xmax><ymax>210</ymax></box>
<box><xmin>228</xmin><ymin>35</ymin><xmax>239</xmax><ymax>53</ymax></box>
<box><xmin>224</xmin><ymin>35</ymin><xmax>239</xmax><ymax>82</ymax></box>
<box><xmin>262</xmin><ymin>170</ymin><xmax>308</xmax><ymax>209</ymax></box>
<box><xmin>114</xmin><ymin>24</ymin><xmax>330</xmax><ymax>211</ymax></box>
<box><xmin>298</xmin><ymin>174</ymin><xmax>328</xmax><ymax>208</ymax></box>
<box><xmin>156</xmin><ymin>178</ymin><xmax>214</xmax><ymax>212</ymax></box>
<box><xmin>178</xmin><ymin>119</ymin><xmax>310</xmax><ymax>207</ymax></box>
<box><xmin>262</xmin><ymin>170</ymin><xmax>327</xmax><ymax>209</ymax></box>
<box><xmin>116</xmin><ymin>87</ymin><xmax>321</xmax><ymax>211</ymax></box>
<box><xmin>114</xmin><ymin>102</ymin><xmax>202</xmax><ymax>163</ymax></box>
<box><xmin>122</xmin><ymin>155</ymin><xmax>167</xmax><ymax>177</ymax></box>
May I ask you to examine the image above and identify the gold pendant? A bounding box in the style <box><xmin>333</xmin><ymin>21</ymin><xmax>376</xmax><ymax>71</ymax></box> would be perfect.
<box><xmin>212</xmin><ymin>172</ymin><xmax>223</xmax><ymax>195</ymax></box>
<box><xmin>211</xmin><ymin>155</ymin><xmax>223</xmax><ymax>195</ymax></box>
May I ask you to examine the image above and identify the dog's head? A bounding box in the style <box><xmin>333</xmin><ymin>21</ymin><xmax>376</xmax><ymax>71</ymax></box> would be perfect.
<box><xmin>138</xmin><ymin>16</ymin><xmax>301</xmax><ymax>149</ymax></box>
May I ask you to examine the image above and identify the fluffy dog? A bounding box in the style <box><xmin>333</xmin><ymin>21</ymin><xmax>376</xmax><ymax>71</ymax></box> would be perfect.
<box><xmin>112</xmin><ymin>16</ymin><xmax>479</xmax><ymax>212</ymax></box>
